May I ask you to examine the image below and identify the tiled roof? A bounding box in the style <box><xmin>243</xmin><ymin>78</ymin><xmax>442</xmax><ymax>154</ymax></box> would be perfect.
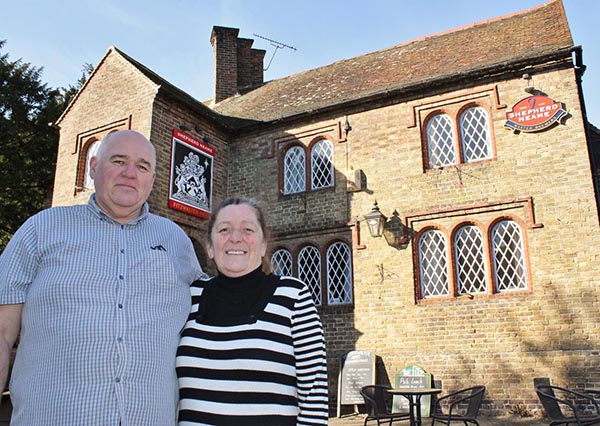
<box><xmin>213</xmin><ymin>0</ymin><xmax>573</xmax><ymax>125</ymax></box>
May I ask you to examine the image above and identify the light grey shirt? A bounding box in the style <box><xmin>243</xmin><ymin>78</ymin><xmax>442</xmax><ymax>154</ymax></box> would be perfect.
<box><xmin>0</xmin><ymin>196</ymin><xmax>204</xmax><ymax>425</ymax></box>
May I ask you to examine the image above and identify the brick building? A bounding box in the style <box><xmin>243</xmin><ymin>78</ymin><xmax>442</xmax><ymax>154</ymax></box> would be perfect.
<box><xmin>52</xmin><ymin>0</ymin><xmax>600</xmax><ymax>416</ymax></box>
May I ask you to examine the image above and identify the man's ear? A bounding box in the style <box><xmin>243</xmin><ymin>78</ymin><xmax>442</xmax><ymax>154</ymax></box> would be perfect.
<box><xmin>89</xmin><ymin>157</ymin><xmax>97</xmax><ymax>179</ymax></box>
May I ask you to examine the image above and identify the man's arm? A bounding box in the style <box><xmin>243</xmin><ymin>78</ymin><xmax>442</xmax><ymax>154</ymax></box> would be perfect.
<box><xmin>0</xmin><ymin>304</ymin><xmax>23</xmax><ymax>393</ymax></box>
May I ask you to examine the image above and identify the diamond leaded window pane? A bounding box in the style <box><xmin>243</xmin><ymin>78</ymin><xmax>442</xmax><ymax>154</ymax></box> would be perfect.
<box><xmin>454</xmin><ymin>225</ymin><xmax>487</xmax><ymax>295</ymax></box>
<box><xmin>311</xmin><ymin>140</ymin><xmax>334</xmax><ymax>190</ymax></box>
<box><xmin>326</xmin><ymin>242</ymin><xmax>353</xmax><ymax>305</ymax></box>
<box><xmin>492</xmin><ymin>220</ymin><xmax>528</xmax><ymax>292</ymax></box>
<box><xmin>460</xmin><ymin>106</ymin><xmax>492</xmax><ymax>162</ymax></box>
<box><xmin>298</xmin><ymin>246</ymin><xmax>322</xmax><ymax>305</ymax></box>
<box><xmin>271</xmin><ymin>249</ymin><xmax>293</xmax><ymax>277</ymax></box>
<box><xmin>284</xmin><ymin>146</ymin><xmax>306</xmax><ymax>194</ymax></box>
<box><xmin>418</xmin><ymin>230</ymin><xmax>450</xmax><ymax>297</ymax></box>
<box><xmin>426</xmin><ymin>114</ymin><xmax>456</xmax><ymax>167</ymax></box>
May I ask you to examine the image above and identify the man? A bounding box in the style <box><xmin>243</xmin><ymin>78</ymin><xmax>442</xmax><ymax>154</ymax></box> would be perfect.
<box><xmin>0</xmin><ymin>130</ymin><xmax>205</xmax><ymax>425</ymax></box>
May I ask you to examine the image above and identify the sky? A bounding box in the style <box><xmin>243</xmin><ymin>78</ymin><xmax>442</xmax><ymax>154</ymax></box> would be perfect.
<box><xmin>4</xmin><ymin>0</ymin><xmax>600</xmax><ymax>123</ymax></box>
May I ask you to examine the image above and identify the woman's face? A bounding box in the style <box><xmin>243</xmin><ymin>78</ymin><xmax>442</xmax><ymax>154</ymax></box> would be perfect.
<box><xmin>207</xmin><ymin>203</ymin><xmax>267</xmax><ymax>278</ymax></box>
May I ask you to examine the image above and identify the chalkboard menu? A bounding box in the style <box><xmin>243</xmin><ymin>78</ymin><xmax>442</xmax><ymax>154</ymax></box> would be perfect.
<box><xmin>392</xmin><ymin>365</ymin><xmax>433</xmax><ymax>416</ymax></box>
<box><xmin>338</xmin><ymin>351</ymin><xmax>375</xmax><ymax>405</ymax></box>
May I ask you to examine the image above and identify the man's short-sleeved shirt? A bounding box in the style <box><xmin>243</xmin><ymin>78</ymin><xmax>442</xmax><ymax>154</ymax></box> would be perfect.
<box><xmin>0</xmin><ymin>196</ymin><xmax>204</xmax><ymax>426</ymax></box>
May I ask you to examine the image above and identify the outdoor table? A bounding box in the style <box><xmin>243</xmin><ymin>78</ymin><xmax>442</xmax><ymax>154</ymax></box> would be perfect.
<box><xmin>387</xmin><ymin>387</ymin><xmax>442</xmax><ymax>426</ymax></box>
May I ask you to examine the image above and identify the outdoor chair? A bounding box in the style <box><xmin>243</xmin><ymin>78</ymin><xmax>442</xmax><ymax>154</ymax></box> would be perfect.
<box><xmin>535</xmin><ymin>384</ymin><xmax>600</xmax><ymax>426</ymax></box>
<box><xmin>430</xmin><ymin>385</ymin><xmax>485</xmax><ymax>426</ymax></box>
<box><xmin>360</xmin><ymin>385</ymin><xmax>411</xmax><ymax>426</ymax></box>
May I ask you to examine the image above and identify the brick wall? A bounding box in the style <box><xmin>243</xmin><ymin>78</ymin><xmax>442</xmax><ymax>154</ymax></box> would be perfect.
<box><xmin>227</xmin><ymin>67</ymin><xmax>600</xmax><ymax>415</ymax></box>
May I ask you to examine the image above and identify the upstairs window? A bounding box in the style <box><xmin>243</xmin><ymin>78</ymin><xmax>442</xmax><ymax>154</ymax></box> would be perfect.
<box><xmin>282</xmin><ymin>138</ymin><xmax>334</xmax><ymax>194</ymax></box>
<box><xmin>283</xmin><ymin>146</ymin><xmax>306</xmax><ymax>194</ymax></box>
<box><xmin>311</xmin><ymin>139</ymin><xmax>334</xmax><ymax>190</ymax></box>
<box><xmin>460</xmin><ymin>106</ymin><xmax>492</xmax><ymax>162</ymax></box>
<box><xmin>425</xmin><ymin>105</ymin><xmax>492</xmax><ymax>169</ymax></box>
<box><xmin>426</xmin><ymin>114</ymin><xmax>456</xmax><ymax>167</ymax></box>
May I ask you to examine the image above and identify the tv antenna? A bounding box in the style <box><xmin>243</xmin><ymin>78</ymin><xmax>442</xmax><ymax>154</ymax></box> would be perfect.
<box><xmin>253</xmin><ymin>33</ymin><xmax>297</xmax><ymax>71</ymax></box>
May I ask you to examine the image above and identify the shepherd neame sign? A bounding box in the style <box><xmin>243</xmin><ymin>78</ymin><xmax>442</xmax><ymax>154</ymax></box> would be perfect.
<box><xmin>504</xmin><ymin>95</ymin><xmax>567</xmax><ymax>133</ymax></box>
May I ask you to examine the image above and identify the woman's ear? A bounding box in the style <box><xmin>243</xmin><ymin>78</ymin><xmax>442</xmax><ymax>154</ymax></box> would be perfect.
<box><xmin>206</xmin><ymin>242</ymin><xmax>214</xmax><ymax>260</ymax></box>
<box><xmin>261</xmin><ymin>241</ymin><xmax>267</xmax><ymax>257</ymax></box>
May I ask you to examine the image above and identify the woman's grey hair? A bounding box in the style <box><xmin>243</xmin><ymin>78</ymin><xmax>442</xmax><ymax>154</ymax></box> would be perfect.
<box><xmin>207</xmin><ymin>196</ymin><xmax>268</xmax><ymax>240</ymax></box>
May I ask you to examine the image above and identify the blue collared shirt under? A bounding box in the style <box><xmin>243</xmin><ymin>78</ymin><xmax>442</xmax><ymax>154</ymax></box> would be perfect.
<box><xmin>0</xmin><ymin>196</ymin><xmax>205</xmax><ymax>425</ymax></box>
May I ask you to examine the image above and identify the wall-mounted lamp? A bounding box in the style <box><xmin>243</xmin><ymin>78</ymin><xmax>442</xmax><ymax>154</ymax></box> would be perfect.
<box><xmin>179</xmin><ymin>123</ymin><xmax>191</xmax><ymax>132</ymax></box>
<box><xmin>363</xmin><ymin>201</ymin><xmax>387</xmax><ymax>238</ymax></box>
<box><xmin>523</xmin><ymin>73</ymin><xmax>535</xmax><ymax>94</ymax></box>
<box><xmin>343</xmin><ymin>117</ymin><xmax>352</xmax><ymax>137</ymax></box>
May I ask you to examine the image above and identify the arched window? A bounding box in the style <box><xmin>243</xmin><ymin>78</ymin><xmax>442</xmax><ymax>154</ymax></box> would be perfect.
<box><xmin>454</xmin><ymin>225</ymin><xmax>487</xmax><ymax>295</ymax></box>
<box><xmin>283</xmin><ymin>146</ymin><xmax>306</xmax><ymax>194</ymax></box>
<box><xmin>459</xmin><ymin>106</ymin><xmax>492</xmax><ymax>163</ymax></box>
<box><xmin>426</xmin><ymin>113</ymin><xmax>455</xmax><ymax>167</ymax></box>
<box><xmin>418</xmin><ymin>229</ymin><xmax>450</xmax><ymax>298</ymax></box>
<box><xmin>83</xmin><ymin>140</ymin><xmax>101</xmax><ymax>190</ymax></box>
<box><xmin>491</xmin><ymin>220</ymin><xmax>528</xmax><ymax>292</ymax></box>
<box><xmin>326</xmin><ymin>241</ymin><xmax>352</xmax><ymax>305</ymax></box>
<box><xmin>298</xmin><ymin>246</ymin><xmax>322</xmax><ymax>305</ymax></box>
<box><xmin>310</xmin><ymin>139</ymin><xmax>334</xmax><ymax>190</ymax></box>
<box><xmin>271</xmin><ymin>248</ymin><xmax>293</xmax><ymax>277</ymax></box>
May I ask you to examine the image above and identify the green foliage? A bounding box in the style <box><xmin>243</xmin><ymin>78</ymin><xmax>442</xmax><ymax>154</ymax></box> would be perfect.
<box><xmin>0</xmin><ymin>40</ymin><xmax>66</xmax><ymax>251</ymax></box>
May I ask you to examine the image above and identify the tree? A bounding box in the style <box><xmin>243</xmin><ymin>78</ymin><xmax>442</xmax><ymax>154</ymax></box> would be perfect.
<box><xmin>59</xmin><ymin>62</ymin><xmax>94</xmax><ymax>107</ymax></box>
<box><xmin>0</xmin><ymin>40</ymin><xmax>63</xmax><ymax>251</ymax></box>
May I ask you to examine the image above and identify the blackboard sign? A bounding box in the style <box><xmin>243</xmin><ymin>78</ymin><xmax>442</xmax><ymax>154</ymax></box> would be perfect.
<box><xmin>338</xmin><ymin>351</ymin><xmax>375</xmax><ymax>408</ymax></box>
<box><xmin>392</xmin><ymin>365</ymin><xmax>433</xmax><ymax>417</ymax></box>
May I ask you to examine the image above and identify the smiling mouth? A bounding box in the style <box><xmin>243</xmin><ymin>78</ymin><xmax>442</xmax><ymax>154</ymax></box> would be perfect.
<box><xmin>226</xmin><ymin>250</ymin><xmax>247</xmax><ymax>255</ymax></box>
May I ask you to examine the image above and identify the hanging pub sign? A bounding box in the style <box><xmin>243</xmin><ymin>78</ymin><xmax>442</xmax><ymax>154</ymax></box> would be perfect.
<box><xmin>504</xmin><ymin>95</ymin><xmax>567</xmax><ymax>133</ymax></box>
<box><xmin>168</xmin><ymin>128</ymin><xmax>214</xmax><ymax>219</ymax></box>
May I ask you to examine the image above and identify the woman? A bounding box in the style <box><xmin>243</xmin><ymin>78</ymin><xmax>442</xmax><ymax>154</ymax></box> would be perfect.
<box><xmin>177</xmin><ymin>196</ymin><xmax>329</xmax><ymax>425</ymax></box>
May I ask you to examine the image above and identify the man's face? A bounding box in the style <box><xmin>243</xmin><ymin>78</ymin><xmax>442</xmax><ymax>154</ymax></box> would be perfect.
<box><xmin>90</xmin><ymin>131</ymin><xmax>156</xmax><ymax>224</ymax></box>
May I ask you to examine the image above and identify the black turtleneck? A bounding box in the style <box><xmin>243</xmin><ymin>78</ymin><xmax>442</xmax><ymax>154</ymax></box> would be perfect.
<box><xmin>196</xmin><ymin>267</ymin><xmax>280</xmax><ymax>325</ymax></box>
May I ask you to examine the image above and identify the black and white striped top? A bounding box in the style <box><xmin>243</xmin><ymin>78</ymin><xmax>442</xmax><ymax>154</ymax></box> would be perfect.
<box><xmin>176</xmin><ymin>271</ymin><xmax>329</xmax><ymax>425</ymax></box>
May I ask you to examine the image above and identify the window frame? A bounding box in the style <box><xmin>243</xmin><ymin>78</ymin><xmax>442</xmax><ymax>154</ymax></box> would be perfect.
<box><xmin>422</xmin><ymin>101</ymin><xmax>495</xmax><ymax>170</ymax></box>
<box><xmin>325</xmin><ymin>240</ymin><xmax>353</xmax><ymax>306</ymax></box>
<box><xmin>269</xmin><ymin>239</ymin><xmax>354</xmax><ymax>307</ymax></box>
<box><xmin>309</xmin><ymin>138</ymin><xmax>335</xmax><ymax>191</ymax></box>
<box><xmin>416</xmin><ymin>216</ymin><xmax>531</xmax><ymax>301</ymax></box>
<box><xmin>280</xmin><ymin>136</ymin><xmax>335</xmax><ymax>195</ymax></box>
<box><xmin>76</xmin><ymin>137</ymin><xmax>101</xmax><ymax>193</ymax></box>
<box><xmin>282</xmin><ymin>144</ymin><xmax>306</xmax><ymax>195</ymax></box>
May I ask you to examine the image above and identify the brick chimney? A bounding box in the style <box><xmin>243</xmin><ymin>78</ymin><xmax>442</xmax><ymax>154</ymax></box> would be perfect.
<box><xmin>211</xmin><ymin>26</ymin><xmax>265</xmax><ymax>104</ymax></box>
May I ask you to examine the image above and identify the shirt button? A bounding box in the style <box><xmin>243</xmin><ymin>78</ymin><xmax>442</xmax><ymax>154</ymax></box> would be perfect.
<box><xmin>120</xmin><ymin>249</ymin><xmax>125</xmax><ymax>254</ymax></box>
<box><xmin>117</xmin><ymin>337</ymin><xmax>123</xmax><ymax>343</ymax></box>
<box><xmin>118</xmin><ymin>304</ymin><xmax>123</xmax><ymax>309</ymax></box>
<box><xmin>119</xmin><ymin>275</ymin><xmax>124</xmax><ymax>280</ymax></box>
<box><xmin>115</xmin><ymin>378</ymin><xmax>121</xmax><ymax>383</ymax></box>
